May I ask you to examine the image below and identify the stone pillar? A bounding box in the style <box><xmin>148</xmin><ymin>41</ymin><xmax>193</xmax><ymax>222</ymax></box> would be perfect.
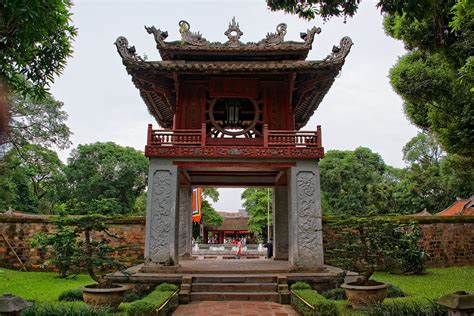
<box><xmin>178</xmin><ymin>185</ymin><xmax>192</xmax><ymax>257</ymax></box>
<box><xmin>273</xmin><ymin>185</ymin><xmax>289</xmax><ymax>260</ymax></box>
<box><xmin>144</xmin><ymin>158</ymin><xmax>179</xmax><ymax>266</ymax></box>
<box><xmin>288</xmin><ymin>161</ymin><xmax>324</xmax><ymax>269</ymax></box>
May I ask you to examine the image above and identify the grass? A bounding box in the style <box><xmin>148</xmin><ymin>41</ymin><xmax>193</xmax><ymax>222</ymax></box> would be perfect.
<box><xmin>0</xmin><ymin>268</ymin><xmax>93</xmax><ymax>302</ymax></box>
<box><xmin>373</xmin><ymin>266</ymin><xmax>474</xmax><ymax>300</ymax></box>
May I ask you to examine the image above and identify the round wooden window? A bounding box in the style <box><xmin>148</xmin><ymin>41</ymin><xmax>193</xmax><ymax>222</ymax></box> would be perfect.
<box><xmin>208</xmin><ymin>98</ymin><xmax>260</xmax><ymax>137</ymax></box>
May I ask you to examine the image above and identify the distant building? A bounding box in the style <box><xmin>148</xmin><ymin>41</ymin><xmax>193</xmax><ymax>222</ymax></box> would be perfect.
<box><xmin>435</xmin><ymin>197</ymin><xmax>474</xmax><ymax>216</ymax></box>
<box><xmin>204</xmin><ymin>210</ymin><xmax>252</xmax><ymax>244</ymax></box>
<box><xmin>410</xmin><ymin>209</ymin><xmax>432</xmax><ymax>216</ymax></box>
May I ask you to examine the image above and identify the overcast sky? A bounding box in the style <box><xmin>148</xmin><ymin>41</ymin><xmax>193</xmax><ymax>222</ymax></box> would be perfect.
<box><xmin>50</xmin><ymin>0</ymin><xmax>418</xmax><ymax>212</ymax></box>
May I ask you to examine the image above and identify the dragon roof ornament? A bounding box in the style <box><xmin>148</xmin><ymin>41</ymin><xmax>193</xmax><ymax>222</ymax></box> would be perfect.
<box><xmin>323</xmin><ymin>36</ymin><xmax>353</xmax><ymax>64</ymax></box>
<box><xmin>141</xmin><ymin>19</ymin><xmax>321</xmax><ymax>51</ymax></box>
<box><xmin>257</xmin><ymin>23</ymin><xmax>287</xmax><ymax>46</ymax></box>
<box><xmin>179</xmin><ymin>20</ymin><xmax>208</xmax><ymax>46</ymax></box>
<box><xmin>114</xmin><ymin>36</ymin><xmax>143</xmax><ymax>62</ymax></box>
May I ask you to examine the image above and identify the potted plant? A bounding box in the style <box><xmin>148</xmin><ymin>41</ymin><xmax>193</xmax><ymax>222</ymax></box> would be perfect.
<box><xmin>329</xmin><ymin>218</ymin><xmax>394</xmax><ymax>310</ymax></box>
<box><xmin>46</xmin><ymin>214</ymin><xmax>128</xmax><ymax>309</ymax></box>
<box><xmin>69</xmin><ymin>214</ymin><xmax>128</xmax><ymax>309</ymax></box>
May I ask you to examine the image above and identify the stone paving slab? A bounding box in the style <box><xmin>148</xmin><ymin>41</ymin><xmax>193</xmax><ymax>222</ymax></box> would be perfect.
<box><xmin>172</xmin><ymin>301</ymin><xmax>299</xmax><ymax>316</ymax></box>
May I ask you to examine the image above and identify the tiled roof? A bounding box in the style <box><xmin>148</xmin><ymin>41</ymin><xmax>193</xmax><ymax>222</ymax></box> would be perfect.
<box><xmin>436</xmin><ymin>197</ymin><xmax>474</xmax><ymax>216</ymax></box>
<box><xmin>411</xmin><ymin>209</ymin><xmax>432</xmax><ymax>216</ymax></box>
<box><xmin>115</xmin><ymin>23</ymin><xmax>353</xmax><ymax>129</ymax></box>
<box><xmin>213</xmin><ymin>217</ymin><xmax>249</xmax><ymax>231</ymax></box>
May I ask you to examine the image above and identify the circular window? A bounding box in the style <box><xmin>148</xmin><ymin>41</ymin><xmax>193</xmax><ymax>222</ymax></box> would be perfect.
<box><xmin>208</xmin><ymin>98</ymin><xmax>260</xmax><ymax>137</ymax></box>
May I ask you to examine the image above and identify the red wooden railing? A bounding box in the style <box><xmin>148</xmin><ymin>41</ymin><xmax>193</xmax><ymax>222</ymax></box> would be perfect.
<box><xmin>146</xmin><ymin>124</ymin><xmax>322</xmax><ymax>148</ymax></box>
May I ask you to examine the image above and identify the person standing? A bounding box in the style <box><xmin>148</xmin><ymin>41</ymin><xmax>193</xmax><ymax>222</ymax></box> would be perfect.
<box><xmin>235</xmin><ymin>238</ymin><xmax>242</xmax><ymax>259</ymax></box>
<box><xmin>264</xmin><ymin>238</ymin><xmax>273</xmax><ymax>259</ymax></box>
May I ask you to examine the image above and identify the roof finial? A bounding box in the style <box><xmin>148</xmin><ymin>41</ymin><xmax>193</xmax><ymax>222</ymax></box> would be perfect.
<box><xmin>225</xmin><ymin>17</ymin><xmax>243</xmax><ymax>47</ymax></box>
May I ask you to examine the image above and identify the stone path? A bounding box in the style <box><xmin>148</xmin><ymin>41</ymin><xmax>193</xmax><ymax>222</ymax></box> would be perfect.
<box><xmin>172</xmin><ymin>301</ymin><xmax>299</xmax><ymax>316</ymax></box>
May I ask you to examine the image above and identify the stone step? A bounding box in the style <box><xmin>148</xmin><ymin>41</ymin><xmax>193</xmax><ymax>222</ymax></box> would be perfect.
<box><xmin>190</xmin><ymin>291</ymin><xmax>280</xmax><ymax>302</ymax></box>
<box><xmin>191</xmin><ymin>282</ymin><xmax>278</xmax><ymax>293</ymax></box>
<box><xmin>193</xmin><ymin>275</ymin><xmax>277</xmax><ymax>284</ymax></box>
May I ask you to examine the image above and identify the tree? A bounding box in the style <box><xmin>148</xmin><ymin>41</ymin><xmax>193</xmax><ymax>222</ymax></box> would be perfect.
<box><xmin>0</xmin><ymin>144</ymin><xmax>64</xmax><ymax>213</ymax></box>
<box><xmin>267</xmin><ymin>0</ymin><xmax>474</xmax><ymax>157</ymax></box>
<box><xmin>392</xmin><ymin>132</ymin><xmax>473</xmax><ymax>213</ymax></box>
<box><xmin>0</xmin><ymin>0</ymin><xmax>77</xmax><ymax>99</ymax></box>
<box><xmin>201</xmin><ymin>188</ymin><xmax>223</xmax><ymax>227</ymax></box>
<box><xmin>62</xmin><ymin>142</ymin><xmax>148</xmax><ymax>214</ymax></box>
<box><xmin>241</xmin><ymin>188</ymin><xmax>272</xmax><ymax>238</ymax></box>
<box><xmin>319</xmin><ymin>147</ymin><xmax>393</xmax><ymax>215</ymax></box>
<box><xmin>266</xmin><ymin>1</ymin><xmax>431</xmax><ymax>21</ymax></box>
<box><xmin>6</xmin><ymin>93</ymin><xmax>71</xmax><ymax>150</ymax></box>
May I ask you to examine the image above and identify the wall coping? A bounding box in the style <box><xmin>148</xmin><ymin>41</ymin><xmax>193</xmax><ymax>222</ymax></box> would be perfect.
<box><xmin>0</xmin><ymin>214</ymin><xmax>146</xmax><ymax>224</ymax></box>
<box><xmin>0</xmin><ymin>214</ymin><xmax>473</xmax><ymax>225</ymax></box>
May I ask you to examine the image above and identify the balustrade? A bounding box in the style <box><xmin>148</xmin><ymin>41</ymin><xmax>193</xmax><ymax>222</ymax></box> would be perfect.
<box><xmin>147</xmin><ymin>124</ymin><xmax>321</xmax><ymax>148</ymax></box>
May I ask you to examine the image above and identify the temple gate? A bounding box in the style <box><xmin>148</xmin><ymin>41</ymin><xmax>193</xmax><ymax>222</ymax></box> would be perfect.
<box><xmin>115</xmin><ymin>19</ymin><xmax>352</xmax><ymax>271</ymax></box>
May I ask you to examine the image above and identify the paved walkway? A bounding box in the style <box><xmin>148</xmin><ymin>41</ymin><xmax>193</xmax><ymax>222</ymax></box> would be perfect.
<box><xmin>172</xmin><ymin>301</ymin><xmax>298</xmax><ymax>316</ymax></box>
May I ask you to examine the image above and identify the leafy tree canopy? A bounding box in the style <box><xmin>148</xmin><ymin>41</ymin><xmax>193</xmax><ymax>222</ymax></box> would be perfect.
<box><xmin>320</xmin><ymin>147</ymin><xmax>392</xmax><ymax>215</ymax></box>
<box><xmin>5</xmin><ymin>92</ymin><xmax>71</xmax><ymax>150</ymax></box>
<box><xmin>241</xmin><ymin>188</ymin><xmax>272</xmax><ymax>238</ymax></box>
<box><xmin>267</xmin><ymin>0</ymin><xmax>473</xmax><ymax>157</ymax></box>
<box><xmin>0</xmin><ymin>0</ymin><xmax>77</xmax><ymax>99</ymax></box>
<box><xmin>201</xmin><ymin>188</ymin><xmax>223</xmax><ymax>228</ymax></box>
<box><xmin>266</xmin><ymin>0</ymin><xmax>432</xmax><ymax>21</ymax></box>
<box><xmin>0</xmin><ymin>144</ymin><xmax>64</xmax><ymax>213</ymax></box>
<box><xmin>62</xmin><ymin>142</ymin><xmax>148</xmax><ymax>215</ymax></box>
<box><xmin>392</xmin><ymin>132</ymin><xmax>473</xmax><ymax>213</ymax></box>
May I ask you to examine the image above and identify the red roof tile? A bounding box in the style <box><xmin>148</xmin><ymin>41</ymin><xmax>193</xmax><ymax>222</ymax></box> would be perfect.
<box><xmin>436</xmin><ymin>197</ymin><xmax>474</xmax><ymax>216</ymax></box>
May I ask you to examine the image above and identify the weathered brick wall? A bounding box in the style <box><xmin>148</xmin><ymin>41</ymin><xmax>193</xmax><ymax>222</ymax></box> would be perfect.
<box><xmin>0</xmin><ymin>215</ymin><xmax>145</xmax><ymax>271</ymax></box>
<box><xmin>420</xmin><ymin>222</ymin><xmax>474</xmax><ymax>267</ymax></box>
<box><xmin>1</xmin><ymin>215</ymin><xmax>473</xmax><ymax>270</ymax></box>
<box><xmin>322</xmin><ymin>217</ymin><xmax>474</xmax><ymax>268</ymax></box>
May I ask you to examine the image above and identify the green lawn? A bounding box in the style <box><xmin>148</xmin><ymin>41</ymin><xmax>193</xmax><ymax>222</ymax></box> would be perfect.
<box><xmin>0</xmin><ymin>268</ymin><xmax>93</xmax><ymax>302</ymax></box>
<box><xmin>373</xmin><ymin>266</ymin><xmax>474</xmax><ymax>300</ymax></box>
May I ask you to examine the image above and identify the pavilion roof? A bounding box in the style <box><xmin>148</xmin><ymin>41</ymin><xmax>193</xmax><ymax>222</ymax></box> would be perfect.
<box><xmin>115</xmin><ymin>19</ymin><xmax>353</xmax><ymax>129</ymax></box>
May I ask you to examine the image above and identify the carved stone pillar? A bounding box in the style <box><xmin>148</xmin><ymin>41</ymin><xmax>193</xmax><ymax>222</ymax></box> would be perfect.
<box><xmin>144</xmin><ymin>158</ymin><xmax>179</xmax><ymax>266</ymax></box>
<box><xmin>288</xmin><ymin>161</ymin><xmax>324</xmax><ymax>269</ymax></box>
<box><xmin>273</xmin><ymin>185</ymin><xmax>289</xmax><ymax>260</ymax></box>
<box><xmin>178</xmin><ymin>185</ymin><xmax>192</xmax><ymax>257</ymax></box>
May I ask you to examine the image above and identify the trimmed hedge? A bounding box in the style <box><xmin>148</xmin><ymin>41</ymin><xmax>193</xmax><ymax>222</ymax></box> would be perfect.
<box><xmin>155</xmin><ymin>283</ymin><xmax>178</xmax><ymax>292</ymax></box>
<box><xmin>126</xmin><ymin>283</ymin><xmax>178</xmax><ymax>316</ymax></box>
<box><xmin>21</xmin><ymin>302</ymin><xmax>108</xmax><ymax>316</ymax></box>
<box><xmin>367</xmin><ymin>297</ymin><xmax>447</xmax><ymax>316</ymax></box>
<box><xmin>292</xmin><ymin>289</ymin><xmax>338</xmax><ymax>316</ymax></box>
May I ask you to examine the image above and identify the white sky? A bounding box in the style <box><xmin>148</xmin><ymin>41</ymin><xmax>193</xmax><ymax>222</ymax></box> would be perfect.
<box><xmin>50</xmin><ymin>0</ymin><xmax>418</xmax><ymax>212</ymax></box>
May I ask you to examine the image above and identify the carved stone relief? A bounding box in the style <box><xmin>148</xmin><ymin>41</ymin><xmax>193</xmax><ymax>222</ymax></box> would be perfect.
<box><xmin>149</xmin><ymin>170</ymin><xmax>172</xmax><ymax>261</ymax></box>
<box><xmin>295</xmin><ymin>171</ymin><xmax>319</xmax><ymax>264</ymax></box>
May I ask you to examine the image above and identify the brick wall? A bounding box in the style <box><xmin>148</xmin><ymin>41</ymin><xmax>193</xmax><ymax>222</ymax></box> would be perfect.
<box><xmin>0</xmin><ymin>215</ymin><xmax>473</xmax><ymax>270</ymax></box>
<box><xmin>0</xmin><ymin>215</ymin><xmax>145</xmax><ymax>271</ymax></box>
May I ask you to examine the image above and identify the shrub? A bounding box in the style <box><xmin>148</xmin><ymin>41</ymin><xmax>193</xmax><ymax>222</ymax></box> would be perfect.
<box><xmin>126</xmin><ymin>287</ymin><xmax>178</xmax><ymax>316</ymax></box>
<box><xmin>21</xmin><ymin>302</ymin><xmax>108</xmax><ymax>316</ymax></box>
<box><xmin>126</xmin><ymin>300</ymin><xmax>157</xmax><ymax>316</ymax></box>
<box><xmin>321</xmin><ymin>288</ymin><xmax>346</xmax><ymax>300</ymax></box>
<box><xmin>155</xmin><ymin>283</ymin><xmax>178</xmax><ymax>292</ymax></box>
<box><xmin>30</xmin><ymin>226</ymin><xmax>79</xmax><ymax>278</ymax></box>
<box><xmin>290</xmin><ymin>281</ymin><xmax>312</xmax><ymax>290</ymax></box>
<box><xmin>387</xmin><ymin>285</ymin><xmax>406</xmax><ymax>298</ymax></box>
<box><xmin>366</xmin><ymin>297</ymin><xmax>447</xmax><ymax>316</ymax></box>
<box><xmin>58</xmin><ymin>288</ymin><xmax>83</xmax><ymax>302</ymax></box>
<box><xmin>327</xmin><ymin>218</ymin><xmax>427</xmax><ymax>283</ymax></box>
<box><xmin>291</xmin><ymin>290</ymin><xmax>338</xmax><ymax>316</ymax></box>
